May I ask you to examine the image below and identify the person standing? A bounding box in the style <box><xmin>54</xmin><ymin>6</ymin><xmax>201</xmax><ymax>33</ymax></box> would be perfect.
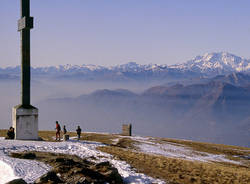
<box><xmin>63</xmin><ymin>125</ymin><xmax>67</xmax><ymax>135</ymax></box>
<box><xmin>55</xmin><ymin>121</ymin><xmax>61</xmax><ymax>141</ymax></box>
<box><xmin>76</xmin><ymin>126</ymin><xmax>82</xmax><ymax>140</ymax></box>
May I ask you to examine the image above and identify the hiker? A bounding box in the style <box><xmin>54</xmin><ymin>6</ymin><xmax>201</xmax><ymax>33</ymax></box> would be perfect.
<box><xmin>6</xmin><ymin>126</ymin><xmax>15</xmax><ymax>140</ymax></box>
<box><xmin>63</xmin><ymin>125</ymin><xmax>67</xmax><ymax>135</ymax></box>
<box><xmin>76</xmin><ymin>126</ymin><xmax>82</xmax><ymax>140</ymax></box>
<box><xmin>55</xmin><ymin>121</ymin><xmax>61</xmax><ymax>141</ymax></box>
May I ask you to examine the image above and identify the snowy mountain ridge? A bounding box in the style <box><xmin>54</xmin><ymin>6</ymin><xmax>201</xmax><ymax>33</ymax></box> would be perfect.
<box><xmin>2</xmin><ymin>52</ymin><xmax>250</xmax><ymax>79</ymax></box>
<box><xmin>169</xmin><ymin>52</ymin><xmax>250</xmax><ymax>74</ymax></box>
<box><xmin>35</xmin><ymin>52</ymin><xmax>250</xmax><ymax>73</ymax></box>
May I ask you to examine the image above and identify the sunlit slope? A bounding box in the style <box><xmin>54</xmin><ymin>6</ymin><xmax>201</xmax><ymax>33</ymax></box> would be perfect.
<box><xmin>1</xmin><ymin>130</ymin><xmax>249</xmax><ymax>184</ymax></box>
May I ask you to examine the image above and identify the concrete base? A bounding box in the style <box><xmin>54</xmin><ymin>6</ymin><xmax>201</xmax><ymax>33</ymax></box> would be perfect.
<box><xmin>12</xmin><ymin>105</ymin><xmax>38</xmax><ymax>140</ymax></box>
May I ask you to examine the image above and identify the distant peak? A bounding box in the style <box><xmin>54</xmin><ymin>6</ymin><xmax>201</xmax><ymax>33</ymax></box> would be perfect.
<box><xmin>198</xmin><ymin>52</ymin><xmax>238</xmax><ymax>60</ymax></box>
<box><xmin>175</xmin><ymin>51</ymin><xmax>250</xmax><ymax>74</ymax></box>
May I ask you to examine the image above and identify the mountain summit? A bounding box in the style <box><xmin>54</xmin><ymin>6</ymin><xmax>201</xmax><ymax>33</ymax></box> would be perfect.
<box><xmin>170</xmin><ymin>52</ymin><xmax>250</xmax><ymax>75</ymax></box>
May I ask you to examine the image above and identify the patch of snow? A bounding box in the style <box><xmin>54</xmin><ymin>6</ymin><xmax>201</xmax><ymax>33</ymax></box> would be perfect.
<box><xmin>0</xmin><ymin>160</ymin><xmax>18</xmax><ymax>184</ymax></box>
<box><xmin>130</xmin><ymin>136</ymin><xmax>151</xmax><ymax>141</ymax></box>
<box><xmin>232</xmin><ymin>148</ymin><xmax>250</xmax><ymax>153</ymax></box>
<box><xmin>110</xmin><ymin>135</ymin><xmax>243</xmax><ymax>165</ymax></box>
<box><xmin>0</xmin><ymin>138</ymin><xmax>165</xmax><ymax>184</ymax></box>
<box><xmin>119</xmin><ymin>135</ymin><xmax>151</xmax><ymax>142</ymax></box>
<box><xmin>84</xmin><ymin>131</ymin><xmax>111</xmax><ymax>135</ymax></box>
<box><xmin>136</xmin><ymin>141</ymin><xmax>241</xmax><ymax>165</ymax></box>
<box><xmin>111</xmin><ymin>138</ymin><xmax>120</xmax><ymax>144</ymax></box>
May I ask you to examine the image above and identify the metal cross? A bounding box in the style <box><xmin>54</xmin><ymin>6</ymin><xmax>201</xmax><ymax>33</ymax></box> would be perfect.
<box><xmin>18</xmin><ymin>0</ymin><xmax>34</xmax><ymax>107</ymax></box>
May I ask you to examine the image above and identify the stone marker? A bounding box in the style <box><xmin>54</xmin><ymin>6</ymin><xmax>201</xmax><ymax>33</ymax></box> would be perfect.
<box><xmin>122</xmin><ymin>124</ymin><xmax>132</xmax><ymax>136</ymax></box>
<box><xmin>12</xmin><ymin>0</ymin><xmax>38</xmax><ymax>140</ymax></box>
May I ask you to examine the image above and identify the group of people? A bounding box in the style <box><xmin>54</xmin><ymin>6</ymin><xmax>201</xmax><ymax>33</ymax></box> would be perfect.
<box><xmin>5</xmin><ymin>122</ymin><xmax>82</xmax><ymax>141</ymax></box>
<box><xmin>55</xmin><ymin>121</ymin><xmax>82</xmax><ymax>141</ymax></box>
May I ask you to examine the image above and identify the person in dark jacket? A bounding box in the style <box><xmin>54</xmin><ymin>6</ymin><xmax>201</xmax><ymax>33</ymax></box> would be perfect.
<box><xmin>6</xmin><ymin>126</ymin><xmax>15</xmax><ymax>139</ymax></box>
<box><xmin>63</xmin><ymin>125</ymin><xmax>67</xmax><ymax>135</ymax></box>
<box><xmin>76</xmin><ymin>126</ymin><xmax>82</xmax><ymax>140</ymax></box>
<box><xmin>55</xmin><ymin>121</ymin><xmax>61</xmax><ymax>141</ymax></box>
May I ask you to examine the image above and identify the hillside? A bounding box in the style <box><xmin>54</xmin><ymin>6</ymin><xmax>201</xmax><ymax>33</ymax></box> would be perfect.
<box><xmin>0</xmin><ymin>130</ymin><xmax>249</xmax><ymax>184</ymax></box>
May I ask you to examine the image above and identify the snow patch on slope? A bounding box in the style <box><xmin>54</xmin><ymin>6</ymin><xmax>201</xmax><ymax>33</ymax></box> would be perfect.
<box><xmin>0</xmin><ymin>138</ymin><xmax>165</xmax><ymax>184</ymax></box>
<box><xmin>132</xmin><ymin>137</ymin><xmax>241</xmax><ymax>165</ymax></box>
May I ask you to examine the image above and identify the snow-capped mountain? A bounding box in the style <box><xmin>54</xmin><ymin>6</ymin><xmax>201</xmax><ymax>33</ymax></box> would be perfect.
<box><xmin>1</xmin><ymin>52</ymin><xmax>250</xmax><ymax>81</ymax></box>
<box><xmin>170</xmin><ymin>52</ymin><xmax>250</xmax><ymax>75</ymax></box>
<box><xmin>109</xmin><ymin>62</ymin><xmax>168</xmax><ymax>72</ymax></box>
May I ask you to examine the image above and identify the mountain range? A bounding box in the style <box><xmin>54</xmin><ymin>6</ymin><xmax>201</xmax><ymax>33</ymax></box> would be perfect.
<box><xmin>38</xmin><ymin>73</ymin><xmax>250</xmax><ymax>147</ymax></box>
<box><xmin>2</xmin><ymin>52</ymin><xmax>250</xmax><ymax>81</ymax></box>
<box><xmin>2</xmin><ymin>51</ymin><xmax>250</xmax><ymax>147</ymax></box>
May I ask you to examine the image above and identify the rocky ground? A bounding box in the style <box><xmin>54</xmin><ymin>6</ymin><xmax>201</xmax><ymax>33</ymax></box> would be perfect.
<box><xmin>9</xmin><ymin>151</ymin><xmax>123</xmax><ymax>184</ymax></box>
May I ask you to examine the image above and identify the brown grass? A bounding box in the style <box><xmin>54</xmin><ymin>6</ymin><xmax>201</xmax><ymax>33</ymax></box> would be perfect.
<box><xmin>38</xmin><ymin>131</ymin><xmax>77</xmax><ymax>142</ymax></box>
<box><xmin>1</xmin><ymin>130</ymin><xmax>250</xmax><ymax>184</ymax></box>
<box><xmin>115</xmin><ymin>138</ymin><xmax>136</xmax><ymax>149</ymax></box>
<box><xmin>80</xmin><ymin>133</ymin><xmax>121</xmax><ymax>145</ymax></box>
<box><xmin>99</xmin><ymin>146</ymin><xmax>250</xmax><ymax>184</ymax></box>
<box><xmin>158</xmin><ymin>138</ymin><xmax>250</xmax><ymax>166</ymax></box>
<box><xmin>0</xmin><ymin>129</ymin><xmax>7</xmax><ymax>138</ymax></box>
<box><xmin>161</xmin><ymin>138</ymin><xmax>250</xmax><ymax>156</ymax></box>
<box><xmin>38</xmin><ymin>130</ymin><xmax>120</xmax><ymax>145</ymax></box>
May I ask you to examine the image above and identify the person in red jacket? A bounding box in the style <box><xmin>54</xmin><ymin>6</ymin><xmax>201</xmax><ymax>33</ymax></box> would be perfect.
<box><xmin>55</xmin><ymin>121</ymin><xmax>61</xmax><ymax>141</ymax></box>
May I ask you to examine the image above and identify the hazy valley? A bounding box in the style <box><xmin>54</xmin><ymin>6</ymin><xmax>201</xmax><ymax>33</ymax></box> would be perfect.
<box><xmin>1</xmin><ymin>52</ymin><xmax>250</xmax><ymax>147</ymax></box>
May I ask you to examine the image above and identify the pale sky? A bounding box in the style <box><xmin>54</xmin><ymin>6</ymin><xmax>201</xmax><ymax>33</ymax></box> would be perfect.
<box><xmin>1</xmin><ymin>0</ymin><xmax>250</xmax><ymax>67</ymax></box>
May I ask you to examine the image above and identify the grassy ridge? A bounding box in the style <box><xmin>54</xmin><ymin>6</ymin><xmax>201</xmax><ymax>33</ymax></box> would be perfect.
<box><xmin>161</xmin><ymin>138</ymin><xmax>250</xmax><ymax>157</ymax></box>
<box><xmin>99</xmin><ymin>146</ymin><xmax>250</xmax><ymax>184</ymax></box>
<box><xmin>1</xmin><ymin>130</ymin><xmax>250</xmax><ymax>184</ymax></box>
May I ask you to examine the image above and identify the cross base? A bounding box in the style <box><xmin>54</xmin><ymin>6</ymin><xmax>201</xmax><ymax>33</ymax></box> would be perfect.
<box><xmin>12</xmin><ymin>105</ymin><xmax>38</xmax><ymax>140</ymax></box>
